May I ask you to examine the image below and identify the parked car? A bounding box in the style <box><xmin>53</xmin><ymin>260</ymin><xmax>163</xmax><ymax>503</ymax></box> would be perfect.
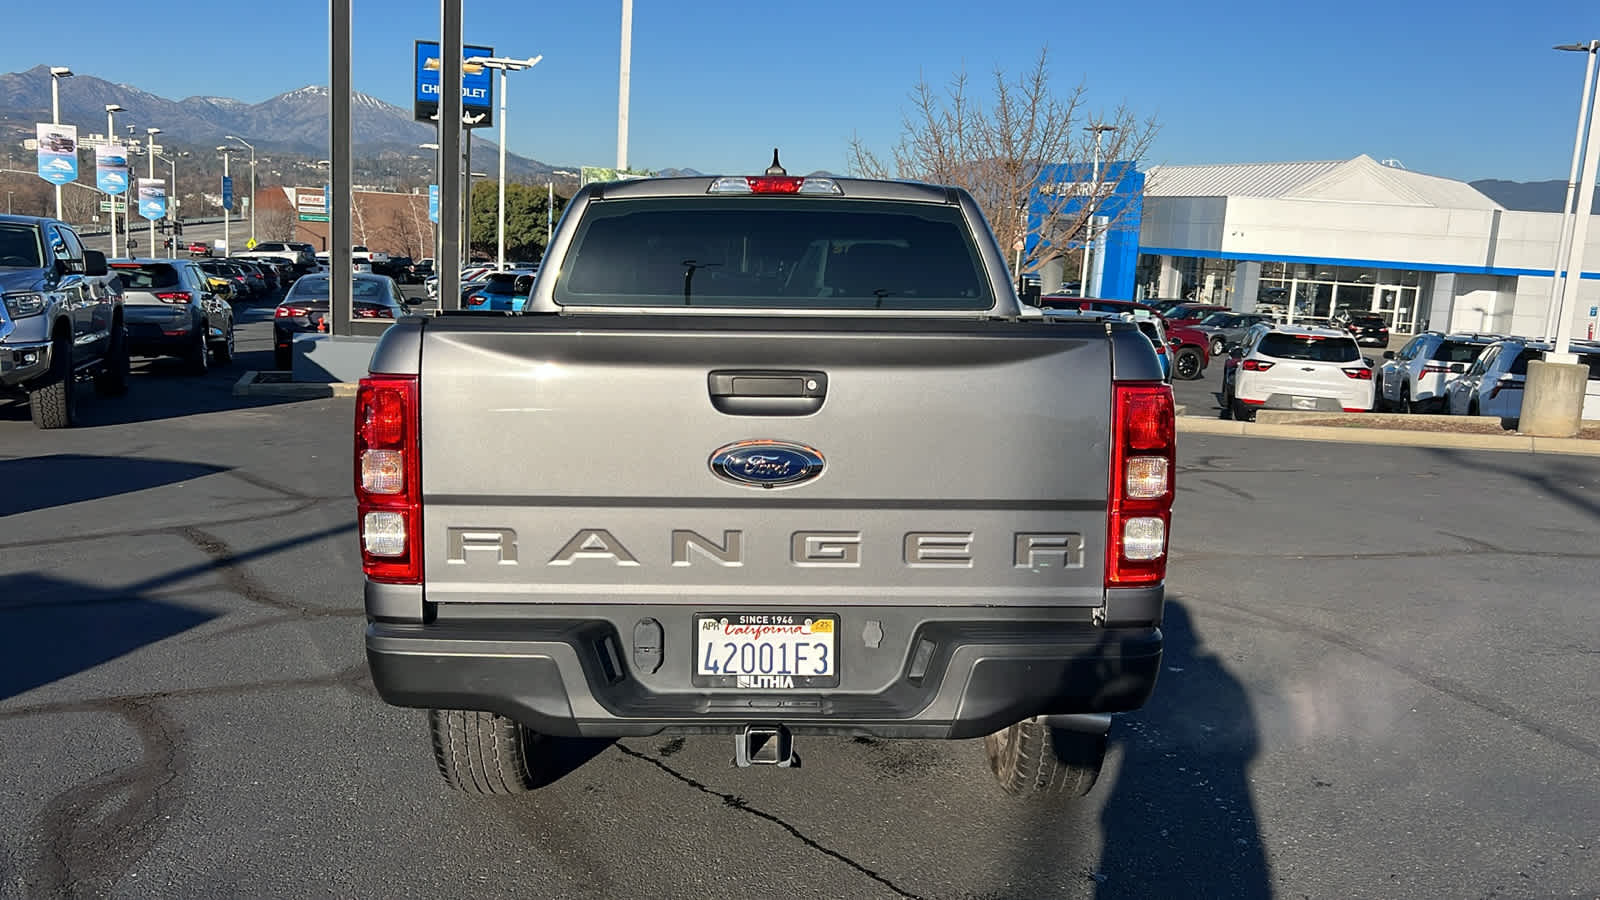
<box><xmin>0</xmin><ymin>215</ymin><xmax>126</xmax><ymax>428</ymax></box>
<box><xmin>1161</xmin><ymin>303</ymin><xmax>1230</xmax><ymax>326</ymax></box>
<box><xmin>201</xmin><ymin>272</ymin><xmax>236</xmax><ymax>302</ymax></box>
<box><xmin>237</xmin><ymin>241</ymin><xmax>318</xmax><ymax>272</ymax></box>
<box><xmin>110</xmin><ymin>258</ymin><xmax>233</xmax><ymax>373</ymax></box>
<box><xmin>187</xmin><ymin>240</ymin><xmax>212</xmax><ymax>256</ymax></box>
<box><xmin>1379</xmin><ymin>332</ymin><xmax>1500</xmax><ymax>413</ymax></box>
<box><xmin>1332</xmin><ymin>310</ymin><xmax>1391</xmax><ymax>348</ymax></box>
<box><xmin>1193</xmin><ymin>312</ymin><xmax>1274</xmax><ymax>357</ymax></box>
<box><xmin>465</xmin><ymin>270</ymin><xmax>536</xmax><ymax>311</ymax></box>
<box><xmin>1044</xmin><ymin>307</ymin><xmax>1173</xmax><ymax>381</ymax></box>
<box><xmin>229</xmin><ymin>259</ymin><xmax>276</xmax><ymax>295</ymax></box>
<box><xmin>1444</xmin><ymin>338</ymin><xmax>1600</xmax><ymax>421</ymax></box>
<box><xmin>198</xmin><ymin>260</ymin><xmax>256</xmax><ymax>300</ymax></box>
<box><xmin>1164</xmin><ymin>322</ymin><xmax>1211</xmax><ymax>380</ymax></box>
<box><xmin>1221</xmin><ymin>322</ymin><xmax>1373</xmax><ymax>420</ymax></box>
<box><xmin>273</xmin><ymin>272</ymin><xmax>410</xmax><ymax>370</ymax></box>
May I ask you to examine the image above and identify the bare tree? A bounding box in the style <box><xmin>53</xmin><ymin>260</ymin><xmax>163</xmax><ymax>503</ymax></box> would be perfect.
<box><xmin>259</xmin><ymin>206</ymin><xmax>296</xmax><ymax>242</ymax></box>
<box><xmin>847</xmin><ymin>47</ymin><xmax>1158</xmax><ymax>280</ymax></box>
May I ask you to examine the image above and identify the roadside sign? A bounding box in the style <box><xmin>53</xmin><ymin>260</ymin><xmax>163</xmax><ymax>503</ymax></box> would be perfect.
<box><xmin>296</xmin><ymin>186</ymin><xmax>329</xmax><ymax>222</ymax></box>
<box><xmin>95</xmin><ymin>143</ymin><xmax>129</xmax><ymax>195</ymax></box>
<box><xmin>221</xmin><ymin>175</ymin><xmax>234</xmax><ymax>212</ymax></box>
<box><xmin>1590</xmin><ymin>306</ymin><xmax>1598</xmax><ymax>317</ymax></box>
<box><xmin>99</xmin><ymin>200</ymin><xmax>128</xmax><ymax>213</ymax></box>
<box><xmin>137</xmin><ymin>178</ymin><xmax>167</xmax><ymax>221</ymax></box>
<box><xmin>36</xmin><ymin>123</ymin><xmax>79</xmax><ymax>186</ymax></box>
<box><xmin>428</xmin><ymin>183</ymin><xmax>439</xmax><ymax>223</ymax></box>
<box><xmin>246</xmin><ymin>237</ymin><xmax>257</xmax><ymax>250</ymax></box>
<box><xmin>414</xmin><ymin>40</ymin><xmax>494</xmax><ymax>127</ymax></box>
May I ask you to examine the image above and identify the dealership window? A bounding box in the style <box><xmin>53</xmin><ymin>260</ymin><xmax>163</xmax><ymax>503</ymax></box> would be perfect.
<box><xmin>1255</xmin><ymin>263</ymin><xmax>1423</xmax><ymax>332</ymax></box>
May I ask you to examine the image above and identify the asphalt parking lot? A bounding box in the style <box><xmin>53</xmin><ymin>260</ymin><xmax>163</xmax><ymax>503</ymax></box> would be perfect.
<box><xmin>2</xmin><ymin>312</ymin><xmax>1596</xmax><ymax>898</ymax></box>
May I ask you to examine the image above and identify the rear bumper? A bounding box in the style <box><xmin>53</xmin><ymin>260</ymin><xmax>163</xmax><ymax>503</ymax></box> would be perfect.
<box><xmin>365</xmin><ymin>594</ymin><xmax>1165</xmax><ymax>740</ymax></box>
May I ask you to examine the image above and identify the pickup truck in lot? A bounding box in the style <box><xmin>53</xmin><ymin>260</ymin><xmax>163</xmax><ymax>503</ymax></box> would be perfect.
<box><xmin>0</xmin><ymin>214</ymin><xmax>127</xmax><ymax>428</ymax></box>
<box><xmin>358</xmin><ymin>166</ymin><xmax>1175</xmax><ymax>799</ymax></box>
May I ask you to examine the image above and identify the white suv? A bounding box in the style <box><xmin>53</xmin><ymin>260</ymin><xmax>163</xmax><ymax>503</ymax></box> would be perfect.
<box><xmin>1221</xmin><ymin>323</ymin><xmax>1374</xmax><ymax>421</ymax></box>
<box><xmin>1445</xmin><ymin>338</ymin><xmax>1600</xmax><ymax>420</ymax></box>
<box><xmin>1378</xmin><ymin>332</ymin><xmax>1500</xmax><ymax>413</ymax></box>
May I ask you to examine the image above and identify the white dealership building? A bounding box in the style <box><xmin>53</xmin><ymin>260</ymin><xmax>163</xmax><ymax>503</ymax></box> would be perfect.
<box><xmin>1133</xmin><ymin>154</ymin><xmax>1600</xmax><ymax>340</ymax></box>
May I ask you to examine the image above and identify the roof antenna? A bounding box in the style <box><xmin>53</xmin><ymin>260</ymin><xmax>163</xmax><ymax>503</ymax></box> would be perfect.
<box><xmin>765</xmin><ymin>148</ymin><xmax>786</xmax><ymax>176</ymax></box>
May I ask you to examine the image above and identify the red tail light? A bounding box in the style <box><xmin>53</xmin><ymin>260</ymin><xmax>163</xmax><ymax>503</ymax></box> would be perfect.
<box><xmin>1107</xmin><ymin>382</ymin><xmax>1175</xmax><ymax>588</ymax></box>
<box><xmin>155</xmin><ymin>291</ymin><xmax>191</xmax><ymax>304</ymax></box>
<box><xmin>1420</xmin><ymin>364</ymin><xmax>1450</xmax><ymax>375</ymax></box>
<box><xmin>465</xmin><ymin>294</ymin><xmax>486</xmax><ymax>306</ymax></box>
<box><xmin>275</xmin><ymin>306</ymin><xmax>310</xmax><ymax>318</ymax></box>
<box><xmin>1241</xmin><ymin>359</ymin><xmax>1274</xmax><ymax>371</ymax></box>
<box><xmin>355</xmin><ymin>375</ymin><xmax>422</xmax><ymax>584</ymax></box>
<box><xmin>1342</xmin><ymin>367</ymin><xmax>1373</xmax><ymax>380</ymax></box>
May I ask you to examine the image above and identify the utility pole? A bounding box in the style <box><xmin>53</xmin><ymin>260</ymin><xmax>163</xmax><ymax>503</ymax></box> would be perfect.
<box><xmin>49</xmin><ymin>66</ymin><xmax>73</xmax><ymax>220</ymax></box>
<box><xmin>617</xmin><ymin>0</ymin><xmax>632</xmax><ymax>170</ymax></box>
<box><xmin>470</xmin><ymin>54</ymin><xmax>543</xmax><ymax>272</ymax></box>
<box><xmin>1079</xmin><ymin>123</ymin><xmax>1118</xmax><ymax>297</ymax></box>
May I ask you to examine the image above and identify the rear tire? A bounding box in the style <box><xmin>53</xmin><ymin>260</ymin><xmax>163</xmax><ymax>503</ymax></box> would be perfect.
<box><xmin>1231</xmin><ymin>398</ymin><xmax>1255</xmax><ymax>422</ymax></box>
<box><xmin>186</xmin><ymin>322</ymin><xmax>209</xmax><ymax>375</ymax></box>
<box><xmin>428</xmin><ymin>709</ymin><xmax>550</xmax><ymax>795</ymax></box>
<box><xmin>94</xmin><ymin>322</ymin><xmax>129</xmax><ymax>397</ymax></box>
<box><xmin>984</xmin><ymin>718</ymin><xmax>1106</xmax><ymax>799</ymax></box>
<box><xmin>28</xmin><ymin>335</ymin><xmax>75</xmax><ymax>430</ymax></box>
<box><xmin>1400</xmin><ymin>385</ymin><xmax>1415</xmax><ymax>415</ymax></box>
<box><xmin>212</xmin><ymin>322</ymin><xmax>234</xmax><ymax>367</ymax></box>
<box><xmin>1173</xmin><ymin>348</ymin><xmax>1203</xmax><ymax>381</ymax></box>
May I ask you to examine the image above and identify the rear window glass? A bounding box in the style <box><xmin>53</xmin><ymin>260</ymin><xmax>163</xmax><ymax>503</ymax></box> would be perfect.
<box><xmin>554</xmin><ymin>198</ymin><xmax>992</xmax><ymax>310</ymax></box>
<box><xmin>1509</xmin><ymin>349</ymin><xmax>1541</xmax><ymax>376</ymax></box>
<box><xmin>484</xmin><ymin>273</ymin><xmax>521</xmax><ymax>292</ymax></box>
<box><xmin>1430</xmin><ymin>341</ymin><xmax>1487</xmax><ymax>363</ymax></box>
<box><xmin>1258</xmin><ymin>333</ymin><xmax>1359</xmax><ymax>362</ymax></box>
<box><xmin>286</xmin><ymin>276</ymin><xmax>388</xmax><ymax>301</ymax></box>
<box><xmin>112</xmin><ymin>264</ymin><xmax>180</xmax><ymax>290</ymax></box>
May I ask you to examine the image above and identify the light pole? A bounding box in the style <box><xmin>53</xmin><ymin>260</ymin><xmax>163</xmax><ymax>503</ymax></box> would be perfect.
<box><xmin>225</xmin><ymin>134</ymin><xmax>256</xmax><ymax>246</ymax></box>
<box><xmin>1550</xmin><ymin>40</ymin><xmax>1600</xmax><ymax>363</ymax></box>
<box><xmin>145</xmin><ymin>127</ymin><xmax>160</xmax><ymax>255</ymax></box>
<box><xmin>617</xmin><ymin>0</ymin><xmax>632</xmax><ymax>170</ymax></box>
<box><xmin>1546</xmin><ymin>40</ymin><xmax>1600</xmax><ymax>344</ymax></box>
<box><xmin>217</xmin><ymin>146</ymin><xmax>239</xmax><ymax>258</ymax></box>
<box><xmin>156</xmin><ymin>151</ymin><xmax>190</xmax><ymax>258</ymax></box>
<box><xmin>1078</xmin><ymin>123</ymin><xmax>1118</xmax><ymax>297</ymax></box>
<box><xmin>49</xmin><ymin>66</ymin><xmax>73</xmax><ymax>220</ymax></box>
<box><xmin>468</xmin><ymin>55</ymin><xmax>544</xmax><ymax>271</ymax></box>
<box><xmin>105</xmin><ymin>104</ymin><xmax>122</xmax><ymax>257</ymax></box>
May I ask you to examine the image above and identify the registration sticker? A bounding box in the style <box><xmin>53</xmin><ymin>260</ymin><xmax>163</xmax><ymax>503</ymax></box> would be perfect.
<box><xmin>693</xmin><ymin>613</ymin><xmax>838</xmax><ymax>689</ymax></box>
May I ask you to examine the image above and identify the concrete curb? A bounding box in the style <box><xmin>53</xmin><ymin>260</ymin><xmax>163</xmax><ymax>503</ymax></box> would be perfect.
<box><xmin>1176</xmin><ymin>416</ymin><xmax>1600</xmax><ymax>456</ymax></box>
<box><xmin>232</xmin><ymin>371</ymin><xmax>358</xmax><ymax>399</ymax></box>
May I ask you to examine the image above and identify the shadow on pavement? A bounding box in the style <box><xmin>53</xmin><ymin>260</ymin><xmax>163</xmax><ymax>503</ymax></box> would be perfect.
<box><xmin>0</xmin><ymin>572</ymin><xmax>216</xmax><ymax>702</ymax></box>
<box><xmin>1423</xmin><ymin>446</ymin><xmax>1600</xmax><ymax>522</ymax></box>
<box><xmin>1092</xmin><ymin>598</ymin><xmax>1271</xmax><ymax>898</ymax></box>
<box><xmin>0</xmin><ymin>454</ymin><xmax>228</xmax><ymax>517</ymax></box>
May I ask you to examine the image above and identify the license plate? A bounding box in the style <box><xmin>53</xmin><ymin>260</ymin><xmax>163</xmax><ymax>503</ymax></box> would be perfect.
<box><xmin>1292</xmin><ymin>396</ymin><xmax>1319</xmax><ymax>410</ymax></box>
<box><xmin>694</xmin><ymin>613</ymin><xmax>838</xmax><ymax>689</ymax></box>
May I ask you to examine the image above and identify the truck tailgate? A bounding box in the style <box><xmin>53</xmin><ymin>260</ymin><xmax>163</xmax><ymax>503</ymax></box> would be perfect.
<box><xmin>418</xmin><ymin>316</ymin><xmax>1111</xmax><ymax>607</ymax></box>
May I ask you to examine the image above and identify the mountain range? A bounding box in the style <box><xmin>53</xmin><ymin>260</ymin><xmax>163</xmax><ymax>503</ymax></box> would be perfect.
<box><xmin>1469</xmin><ymin>179</ymin><xmax>1600</xmax><ymax>214</ymax></box>
<box><xmin>0</xmin><ymin>64</ymin><xmax>564</xmax><ymax>180</ymax></box>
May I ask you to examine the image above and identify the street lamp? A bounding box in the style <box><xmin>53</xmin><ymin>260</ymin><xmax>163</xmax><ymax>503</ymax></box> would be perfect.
<box><xmin>48</xmin><ymin>66</ymin><xmax>73</xmax><ymax>219</ymax></box>
<box><xmin>1545</xmin><ymin>40</ymin><xmax>1600</xmax><ymax>349</ymax></box>
<box><xmin>618</xmin><ymin>0</ymin><xmax>632</xmax><ymax>170</ymax></box>
<box><xmin>145</xmin><ymin>127</ymin><xmax>161</xmax><ymax>256</ymax></box>
<box><xmin>466</xmin><ymin>55</ymin><xmax>543</xmax><ymax>272</ymax></box>
<box><xmin>105</xmin><ymin>104</ymin><xmax>123</xmax><ymax>257</ymax></box>
<box><xmin>217</xmin><ymin>146</ymin><xmax>240</xmax><ymax>258</ymax></box>
<box><xmin>156</xmin><ymin>150</ymin><xmax>190</xmax><ymax>258</ymax></box>
<box><xmin>225</xmin><ymin>134</ymin><xmax>257</xmax><ymax>246</ymax></box>
<box><xmin>1078</xmin><ymin>123</ymin><xmax>1119</xmax><ymax>298</ymax></box>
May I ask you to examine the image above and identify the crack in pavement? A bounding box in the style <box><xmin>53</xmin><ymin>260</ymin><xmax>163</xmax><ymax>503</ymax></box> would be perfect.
<box><xmin>31</xmin><ymin>699</ymin><xmax>186</xmax><ymax>900</ymax></box>
<box><xmin>0</xmin><ymin>497</ymin><xmax>343</xmax><ymax>551</ymax></box>
<box><xmin>614</xmin><ymin>744</ymin><xmax>927</xmax><ymax>900</ymax></box>
<box><xmin>174</xmin><ymin>526</ymin><xmax>354</xmax><ymax>619</ymax></box>
<box><xmin>0</xmin><ymin>663</ymin><xmax>374</xmax><ymax>723</ymax></box>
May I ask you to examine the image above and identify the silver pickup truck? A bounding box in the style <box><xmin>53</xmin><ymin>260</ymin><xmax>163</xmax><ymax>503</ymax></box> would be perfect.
<box><xmin>358</xmin><ymin>167</ymin><xmax>1175</xmax><ymax>799</ymax></box>
<box><xmin>0</xmin><ymin>214</ymin><xmax>127</xmax><ymax>427</ymax></box>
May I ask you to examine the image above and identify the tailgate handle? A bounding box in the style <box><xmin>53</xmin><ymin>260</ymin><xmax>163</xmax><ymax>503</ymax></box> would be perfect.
<box><xmin>708</xmin><ymin>370</ymin><xmax>827</xmax><ymax>417</ymax></box>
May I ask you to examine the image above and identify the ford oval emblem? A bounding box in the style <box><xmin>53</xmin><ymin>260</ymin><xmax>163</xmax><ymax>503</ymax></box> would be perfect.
<box><xmin>709</xmin><ymin>440</ymin><xmax>825</xmax><ymax>489</ymax></box>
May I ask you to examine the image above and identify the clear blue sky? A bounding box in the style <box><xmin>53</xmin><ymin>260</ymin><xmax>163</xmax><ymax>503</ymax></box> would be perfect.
<box><xmin>9</xmin><ymin>0</ymin><xmax>1600</xmax><ymax>181</ymax></box>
